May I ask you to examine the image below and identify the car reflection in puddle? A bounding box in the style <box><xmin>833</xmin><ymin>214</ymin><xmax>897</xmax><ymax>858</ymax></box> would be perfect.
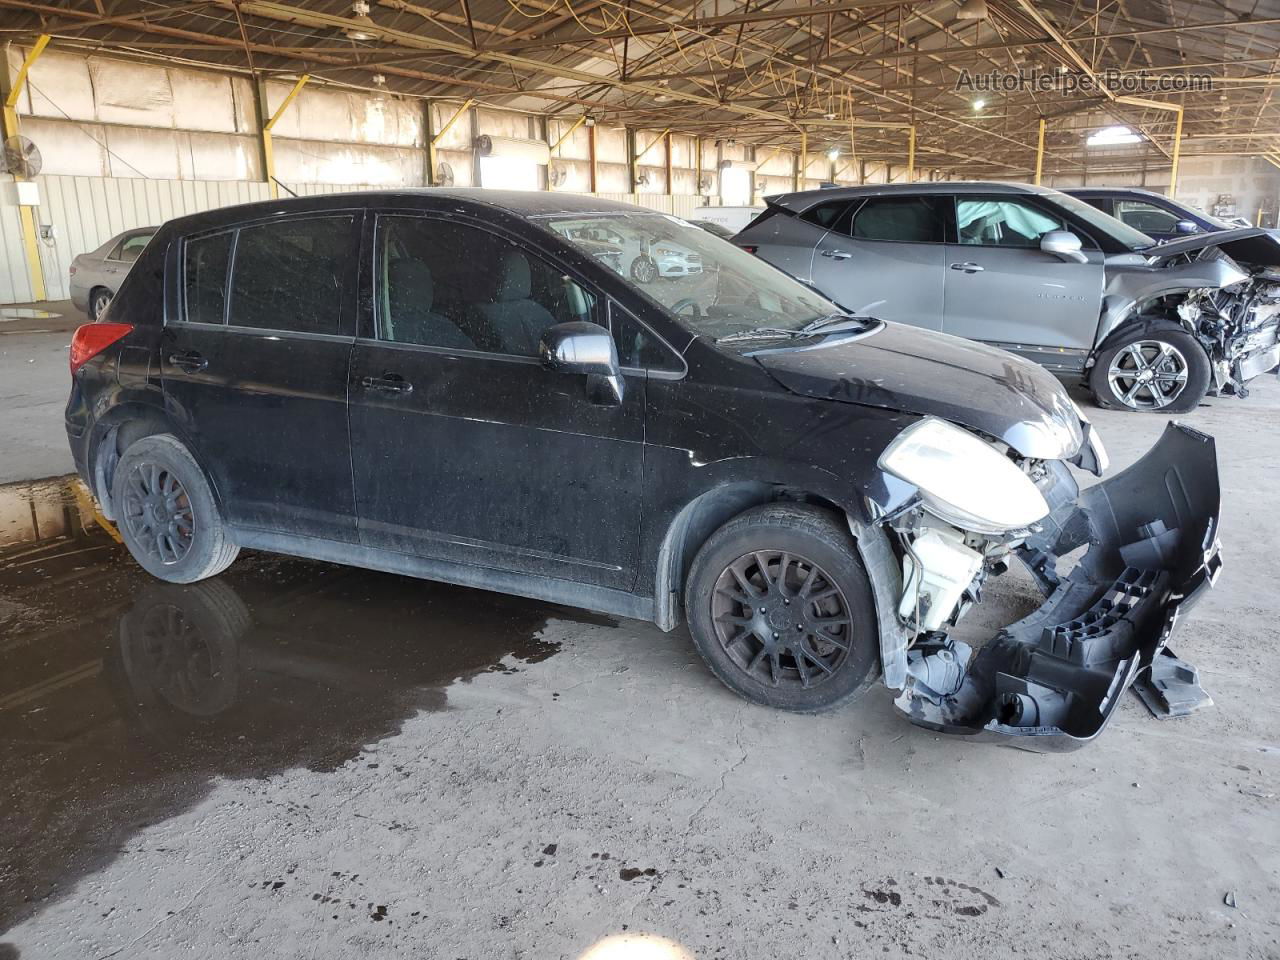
<box><xmin>0</xmin><ymin>475</ymin><xmax>611</xmax><ymax>934</ymax></box>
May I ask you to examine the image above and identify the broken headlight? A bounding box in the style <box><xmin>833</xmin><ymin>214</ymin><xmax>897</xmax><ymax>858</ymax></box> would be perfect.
<box><xmin>878</xmin><ymin>418</ymin><xmax>1050</xmax><ymax>536</ymax></box>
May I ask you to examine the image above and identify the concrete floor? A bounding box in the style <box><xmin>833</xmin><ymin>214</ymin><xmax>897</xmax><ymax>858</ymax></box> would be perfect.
<box><xmin>0</xmin><ymin>311</ymin><xmax>1277</xmax><ymax>959</ymax></box>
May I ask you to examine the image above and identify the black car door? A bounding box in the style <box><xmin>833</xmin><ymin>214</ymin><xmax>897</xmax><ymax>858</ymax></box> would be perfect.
<box><xmin>347</xmin><ymin>210</ymin><xmax>646</xmax><ymax>591</ymax></box>
<box><xmin>161</xmin><ymin>211</ymin><xmax>362</xmax><ymax>541</ymax></box>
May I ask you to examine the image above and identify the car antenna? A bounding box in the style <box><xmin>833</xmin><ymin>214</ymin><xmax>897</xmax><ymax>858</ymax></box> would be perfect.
<box><xmin>272</xmin><ymin>177</ymin><xmax>298</xmax><ymax>198</ymax></box>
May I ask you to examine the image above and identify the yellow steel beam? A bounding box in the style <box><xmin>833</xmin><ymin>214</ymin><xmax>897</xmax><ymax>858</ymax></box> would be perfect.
<box><xmin>3</xmin><ymin>33</ymin><xmax>49</xmax><ymax>112</ymax></box>
<box><xmin>1167</xmin><ymin>105</ymin><xmax>1183</xmax><ymax>195</ymax></box>
<box><xmin>1034</xmin><ymin>117</ymin><xmax>1046</xmax><ymax>185</ymax></box>
<box><xmin>428</xmin><ymin>97</ymin><xmax>474</xmax><ymax>186</ymax></box>
<box><xmin>589</xmin><ymin>123</ymin><xmax>598</xmax><ymax>193</ymax></box>
<box><xmin>635</xmin><ymin>127</ymin><xmax>670</xmax><ymax>163</ymax></box>
<box><xmin>2</xmin><ymin>34</ymin><xmax>50</xmax><ymax>303</ymax></box>
<box><xmin>549</xmin><ymin>114</ymin><xmax>586</xmax><ymax>154</ymax></box>
<box><xmin>906</xmin><ymin>125</ymin><xmax>916</xmax><ymax>183</ymax></box>
<box><xmin>795</xmin><ymin>129</ymin><xmax>808</xmax><ymax>191</ymax></box>
<box><xmin>261</xmin><ymin>74</ymin><xmax>309</xmax><ymax>199</ymax></box>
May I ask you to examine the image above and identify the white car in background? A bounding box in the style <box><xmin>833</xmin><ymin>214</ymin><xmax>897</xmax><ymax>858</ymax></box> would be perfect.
<box><xmin>549</xmin><ymin>220</ymin><xmax>701</xmax><ymax>283</ymax></box>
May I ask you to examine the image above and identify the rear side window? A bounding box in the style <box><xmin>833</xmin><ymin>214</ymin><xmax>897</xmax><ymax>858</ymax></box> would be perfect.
<box><xmin>228</xmin><ymin>216</ymin><xmax>353</xmax><ymax>335</ymax></box>
<box><xmin>114</xmin><ymin>233</ymin><xmax>153</xmax><ymax>263</ymax></box>
<box><xmin>183</xmin><ymin>232</ymin><xmax>232</xmax><ymax>325</ymax></box>
<box><xmin>800</xmin><ymin>200</ymin><xmax>852</xmax><ymax>229</ymax></box>
<box><xmin>844</xmin><ymin>197</ymin><xmax>946</xmax><ymax>243</ymax></box>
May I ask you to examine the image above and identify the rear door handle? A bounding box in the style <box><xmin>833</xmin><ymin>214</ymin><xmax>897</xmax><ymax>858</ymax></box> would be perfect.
<box><xmin>949</xmin><ymin>262</ymin><xmax>985</xmax><ymax>273</ymax></box>
<box><xmin>167</xmin><ymin>350</ymin><xmax>208</xmax><ymax>372</ymax></box>
<box><xmin>361</xmin><ymin>373</ymin><xmax>414</xmax><ymax>395</ymax></box>
<box><xmin>820</xmin><ymin>249</ymin><xmax>852</xmax><ymax>260</ymax></box>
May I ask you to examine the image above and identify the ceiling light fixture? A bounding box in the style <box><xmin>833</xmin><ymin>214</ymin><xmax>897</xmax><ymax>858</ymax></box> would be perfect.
<box><xmin>345</xmin><ymin>1</ymin><xmax>379</xmax><ymax>41</ymax></box>
<box><xmin>827</xmin><ymin>148</ymin><xmax>839</xmax><ymax>160</ymax></box>
<box><xmin>956</xmin><ymin>0</ymin><xmax>989</xmax><ymax>20</ymax></box>
<box><xmin>973</xmin><ymin>99</ymin><xmax>986</xmax><ymax>111</ymax></box>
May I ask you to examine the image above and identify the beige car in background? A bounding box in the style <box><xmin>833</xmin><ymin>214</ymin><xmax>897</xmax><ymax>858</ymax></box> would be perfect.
<box><xmin>69</xmin><ymin>227</ymin><xmax>157</xmax><ymax>321</ymax></box>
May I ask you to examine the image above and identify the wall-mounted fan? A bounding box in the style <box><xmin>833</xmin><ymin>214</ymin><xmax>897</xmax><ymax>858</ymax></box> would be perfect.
<box><xmin>757</xmin><ymin>176</ymin><xmax>768</xmax><ymax>192</ymax></box>
<box><xmin>2</xmin><ymin>136</ymin><xmax>42</xmax><ymax>178</ymax></box>
<box><xmin>435</xmin><ymin>161</ymin><xmax>454</xmax><ymax>187</ymax></box>
<box><xmin>697</xmin><ymin>176</ymin><xmax>713</xmax><ymax>193</ymax></box>
<box><xmin>548</xmin><ymin>162</ymin><xmax>569</xmax><ymax>188</ymax></box>
<box><xmin>635</xmin><ymin>171</ymin><xmax>650</xmax><ymax>186</ymax></box>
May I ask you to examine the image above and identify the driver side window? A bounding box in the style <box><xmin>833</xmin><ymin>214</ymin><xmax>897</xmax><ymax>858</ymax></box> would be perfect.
<box><xmin>1114</xmin><ymin>199</ymin><xmax>1183</xmax><ymax>234</ymax></box>
<box><xmin>956</xmin><ymin>198</ymin><xmax>1063</xmax><ymax>247</ymax></box>
<box><xmin>377</xmin><ymin>215</ymin><xmax>597</xmax><ymax>357</ymax></box>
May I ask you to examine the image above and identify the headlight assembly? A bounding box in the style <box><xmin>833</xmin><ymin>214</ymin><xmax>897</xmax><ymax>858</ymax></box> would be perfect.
<box><xmin>879</xmin><ymin>418</ymin><xmax>1051</xmax><ymax>535</ymax></box>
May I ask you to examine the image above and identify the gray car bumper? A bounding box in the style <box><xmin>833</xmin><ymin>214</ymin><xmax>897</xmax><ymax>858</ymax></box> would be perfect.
<box><xmin>894</xmin><ymin>422</ymin><xmax>1222</xmax><ymax>751</ymax></box>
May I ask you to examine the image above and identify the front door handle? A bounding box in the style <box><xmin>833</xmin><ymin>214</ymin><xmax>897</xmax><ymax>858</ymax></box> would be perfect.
<box><xmin>820</xmin><ymin>249</ymin><xmax>852</xmax><ymax>260</ymax></box>
<box><xmin>949</xmin><ymin>262</ymin><xmax>985</xmax><ymax>273</ymax></box>
<box><xmin>361</xmin><ymin>373</ymin><xmax>414</xmax><ymax>395</ymax></box>
<box><xmin>167</xmin><ymin>350</ymin><xmax>208</xmax><ymax>373</ymax></box>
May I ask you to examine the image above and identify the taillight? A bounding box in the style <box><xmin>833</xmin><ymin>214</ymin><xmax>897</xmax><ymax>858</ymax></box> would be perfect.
<box><xmin>70</xmin><ymin>323</ymin><xmax>133</xmax><ymax>374</ymax></box>
<box><xmin>739</xmin><ymin>245</ymin><xmax>758</xmax><ymax>254</ymax></box>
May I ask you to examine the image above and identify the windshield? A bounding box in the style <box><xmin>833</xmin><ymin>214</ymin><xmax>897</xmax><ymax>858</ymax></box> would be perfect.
<box><xmin>536</xmin><ymin>211</ymin><xmax>844</xmax><ymax>339</ymax></box>
<box><xmin>1050</xmin><ymin>192</ymin><xmax>1155</xmax><ymax>250</ymax></box>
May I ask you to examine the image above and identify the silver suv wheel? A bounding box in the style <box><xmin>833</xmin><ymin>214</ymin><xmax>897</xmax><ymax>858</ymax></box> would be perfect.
<box><xmin>1106</xmin><ymin>339</ymin><xmax>1189</xmax><ymax>410</ymax></box>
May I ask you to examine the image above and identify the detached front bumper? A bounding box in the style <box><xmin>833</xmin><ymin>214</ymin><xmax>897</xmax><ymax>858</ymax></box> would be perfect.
<box><xmin>894</xmin><ymin>422</ymin><xmax>1222</xmax><ymax>751</ymax></box>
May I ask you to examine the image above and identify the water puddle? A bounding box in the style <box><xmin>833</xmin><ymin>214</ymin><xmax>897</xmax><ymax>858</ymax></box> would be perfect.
<box><xmin>0</xmin><ymin>476</ymin><xmax>610</xmax><ymax>934</ymax></box>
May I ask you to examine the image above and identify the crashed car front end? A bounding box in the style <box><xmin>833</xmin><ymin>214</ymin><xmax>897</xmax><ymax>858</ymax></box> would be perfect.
<box><xmin>1174</xmin><ymin>264</ymin><xmax>1280</xmax><ymax>397</ymax></box>
<box><xmin>859</xmin><ymin>416</ymin><xmax>1221</xmax><ymax>751</ymax></box>
<box><xmin>1103</xmin><ymin>228</ymin><xmax>1280</xmax><ymax>398</ymax></box>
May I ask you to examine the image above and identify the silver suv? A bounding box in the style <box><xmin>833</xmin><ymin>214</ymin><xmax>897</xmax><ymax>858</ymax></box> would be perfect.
<box><xmin>735</xmin><ymin>182</ymin><xmax>1280</xmax><ymax>412</ymax></box>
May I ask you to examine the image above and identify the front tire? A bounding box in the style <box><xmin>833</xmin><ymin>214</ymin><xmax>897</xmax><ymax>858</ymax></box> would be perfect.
<box><xmin>684</xmin><ymin>504</ymin><xmax>879</xmax><ymax>713</ymax></box>
<box><xmin>111</xmin><ymin>434</ymin><xmax>239</xmax><ymax>583</ymax></box>
<box><xmin>1089</xmin><ymin>325</ymin><xmax>1209</xmax><ymax>413</ymax></box>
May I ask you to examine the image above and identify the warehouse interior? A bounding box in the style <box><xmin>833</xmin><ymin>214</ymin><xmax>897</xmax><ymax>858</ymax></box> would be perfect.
<box><xmin>3</xmin><ymin>0</ymin><xmax>1280</xmax><ymax>301</ymax></box>
<box><xmin>2</xmin><ymin>3</ymin><xmax>1280</xmax><ymax>959</ymax></box>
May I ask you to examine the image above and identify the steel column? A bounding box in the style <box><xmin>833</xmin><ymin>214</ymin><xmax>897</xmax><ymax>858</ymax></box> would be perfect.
<box><xmin>2</xmin><ymin>34</ymin><xmax>50</xmax><ymax>301</ymax></box>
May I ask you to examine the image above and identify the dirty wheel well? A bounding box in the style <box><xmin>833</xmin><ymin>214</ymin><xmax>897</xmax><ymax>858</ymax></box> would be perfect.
<box><xmin>92</xmin><ymin>417</ymin><xmax>173</xmax><ymax>520</ymax></box>
<box><xmin>654</xmin><ymin>483</ymin><xmax>850</xmax><ymax>631</ymax></box>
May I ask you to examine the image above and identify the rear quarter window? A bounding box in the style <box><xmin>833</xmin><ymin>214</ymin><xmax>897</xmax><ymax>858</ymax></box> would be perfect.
<box><xmin>183</xmin><ymin>232</ymin><xmax>233</xmax><ymax>325</ymax></box>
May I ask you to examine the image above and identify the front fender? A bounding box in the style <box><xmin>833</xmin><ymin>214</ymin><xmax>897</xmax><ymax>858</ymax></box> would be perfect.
<box><xmin>1098</xmin><ymin>259</ymin><xmax>1250</xmax><ymax>345</ymax></box>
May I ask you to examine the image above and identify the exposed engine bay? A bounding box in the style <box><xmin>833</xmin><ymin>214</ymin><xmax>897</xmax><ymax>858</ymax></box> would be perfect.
<box><xmin>1168</xmin><ymin>250</ymin><xmax>1280</xmax><ymax>397</ymax></box>
<box><xmin>877</xmin><ymin>423</ymin><xmax>1221</xmax><ymax>751</ymax></box>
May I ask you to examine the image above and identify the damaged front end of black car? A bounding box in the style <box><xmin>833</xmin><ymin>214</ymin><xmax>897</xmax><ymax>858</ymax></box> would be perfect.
<box><xmin>889</xmin><ymin>423</ymin><xmax>1222</xmax><ymax>750</ymax></box>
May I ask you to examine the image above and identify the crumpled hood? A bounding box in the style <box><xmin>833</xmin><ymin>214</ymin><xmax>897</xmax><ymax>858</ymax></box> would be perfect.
<box><xmin>1147</xmin><ymin>226</ymin><xmax>1280</xmax><ymax>268</ymax></box>
<box><xmin>751</xmin><ymin>322</ymin><xmax>1084</xmax><ymax>460</ymax></box>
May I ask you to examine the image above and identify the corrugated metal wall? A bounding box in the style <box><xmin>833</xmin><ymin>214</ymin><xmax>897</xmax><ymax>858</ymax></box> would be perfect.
<box><xmin>1</xmin><ymin>175</ymin><xmax>709</xmax><ymax>304</ymax></box>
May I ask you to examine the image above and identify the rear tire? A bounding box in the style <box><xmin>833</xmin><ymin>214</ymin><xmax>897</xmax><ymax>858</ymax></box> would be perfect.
<box><xmin>684</xmin><ymin>503</ymin><xmax>879</xmax><ymax>713</ymax></box>
<box><xmin>630</xmin><ymin>255</ymin><xmax>658</xmax><ymax>284</ymax></box>
<box><xmin>89</xmin><ymin>287</ymin><xmax>113</xmax><ymax>322</ymax></box>
<box><xmin>111</xmin><ymin>434</ymin><xmax>239</xmax><ymax>583</ymax></box>
<box><xmin>1089</xmin><ymin>324</ymin><xmax>1209</xmax><ymax>413</ymax></box>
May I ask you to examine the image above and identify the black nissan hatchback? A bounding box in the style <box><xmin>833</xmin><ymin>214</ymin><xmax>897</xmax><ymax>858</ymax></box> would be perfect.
<box><xmin>66</xmin><ymin>190</ymin><xmax>1222</xmax><ymax>749</ymax></box>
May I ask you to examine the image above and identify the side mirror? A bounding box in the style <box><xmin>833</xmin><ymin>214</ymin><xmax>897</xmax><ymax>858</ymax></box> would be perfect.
<box><xmin>539</xmin><ymin>320</ymin><xmax>624</xmax><ymax>405</ymax></box>
<box><xmin>1040</xmin><ymin>230</ymin><xmax>1088</xmax><ymax>264</ymax></box>
<box><xmin>1175</xmin><ymin>219</ymin><xmax>1199</xmax><ymax>235</ymax></box>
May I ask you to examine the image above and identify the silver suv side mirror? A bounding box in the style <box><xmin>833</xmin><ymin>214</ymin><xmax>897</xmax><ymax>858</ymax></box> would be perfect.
<box><xmin>539</xmin><ymin>320</ymin><xmax>625</xmax><ymax>405</ymax></box>
<box><xmin>1175</xmin><ymin>219</ymin><xmax>1199</xmax><ymax>235</ymax></box>
<box><xmin>1040</xmin><ymin>230</ymin><xmax>1089</xmax><ymax>264</ymax></box>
